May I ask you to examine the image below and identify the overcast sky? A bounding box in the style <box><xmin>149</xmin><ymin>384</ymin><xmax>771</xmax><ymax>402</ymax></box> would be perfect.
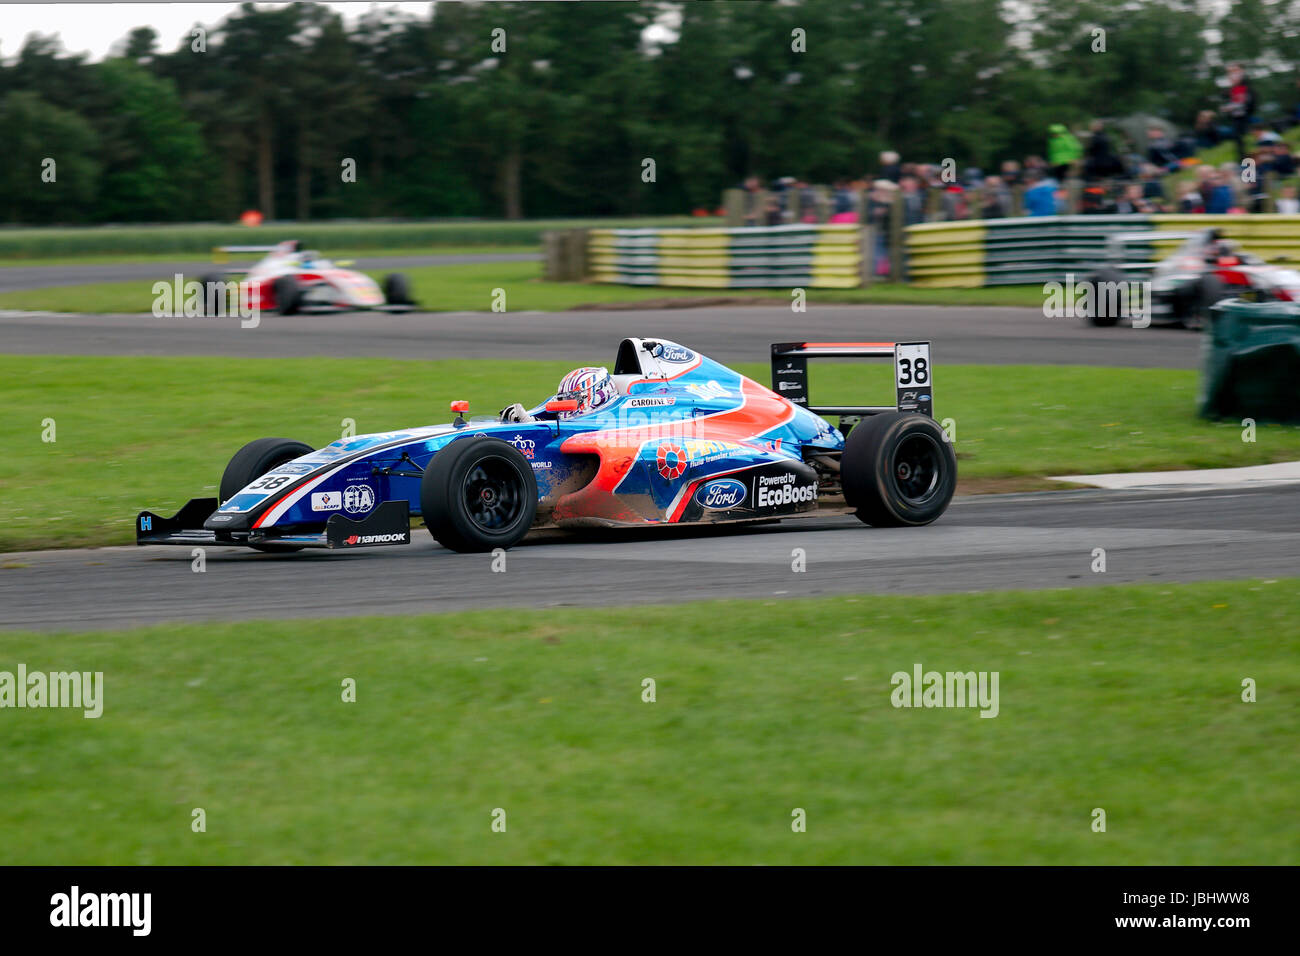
<box><xmin>0</xmin><ymin>2</ymin><xmax>437</xmax><ymax>61</ymax></box>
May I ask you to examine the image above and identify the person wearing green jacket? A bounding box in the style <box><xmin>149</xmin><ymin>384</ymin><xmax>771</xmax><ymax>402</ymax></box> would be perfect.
<box><xmin>1047</xmin><ymin>123</ymin><xmax>1082</xmax><ymax>181</ymax></box>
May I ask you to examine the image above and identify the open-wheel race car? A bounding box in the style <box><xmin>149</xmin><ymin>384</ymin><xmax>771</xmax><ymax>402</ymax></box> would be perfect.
<box><xmin>136</xmin><ymin>338</ymin><xmax>957</xmax><ymax>553</ymax></box>
<box><xmin>1083</xmin><ymin>227</ymin><xmax>1300</xmax><ymax>329</ymax></box>
<box><xmin>197</xmin><ymin>240</ymin><xmax>415</xmax><ymax>314</ymax></box>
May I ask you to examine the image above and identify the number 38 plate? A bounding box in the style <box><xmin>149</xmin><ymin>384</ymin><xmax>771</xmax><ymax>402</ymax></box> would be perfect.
<box><xmin>894</xmin><ymin>342</ymin><xmax>933</xmax><ymax>418</ymax></box>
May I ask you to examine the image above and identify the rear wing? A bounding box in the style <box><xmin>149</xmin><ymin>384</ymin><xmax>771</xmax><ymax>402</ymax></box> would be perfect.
<box><xmin>1105</xmin><ymin>231</ymin><xmax>1197</xmax><ymax>267</ymax></box>
<box><xmin>770</xmin><ymin>341</ymin><xmax>933</xmax><ymax>418</ymax></box>
<box><xmin>1108</xmin><ymin>231</ymin><xmax>1197</xmax><ymax>244</ymax></box>
<box><xmin>212</xmin><ymin>240</ymin><xmax>300</xmax><ymax>263</ymax></box>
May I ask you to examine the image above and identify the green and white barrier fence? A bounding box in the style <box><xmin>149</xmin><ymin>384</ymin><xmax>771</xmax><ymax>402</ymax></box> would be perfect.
<box><xmin>906</xmin><ymin>214</ymin><xmax>1300</xmax><ymax>288</ymax></box>
<box><xmin>588</xmin><ymin>224</ymin><xmax>863</xmax><ymax>289</ymax></box>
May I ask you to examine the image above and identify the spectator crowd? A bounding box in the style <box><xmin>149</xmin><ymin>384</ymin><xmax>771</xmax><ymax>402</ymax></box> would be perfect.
<box><xmin>740</xmin><ymin>65</ymin><xmax>1300</xmax><ymax>234</ymax></box>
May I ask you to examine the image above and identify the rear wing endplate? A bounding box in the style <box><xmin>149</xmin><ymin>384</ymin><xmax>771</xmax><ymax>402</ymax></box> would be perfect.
<box><xmin>770</xmin><ymin>341</ymin><xmax>933</xmax><ymax>418</ymax></box>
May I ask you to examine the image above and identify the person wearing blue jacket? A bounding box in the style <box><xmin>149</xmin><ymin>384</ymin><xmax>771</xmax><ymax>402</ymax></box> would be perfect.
<box><xmin>1206</xmin><ymin>170</ymin><xmax>1234</xmax><ymax>214</ymax></box>
<box><xmin>1023</xmin><ymin>169</ymin><xmax>1059</xmax><ymax>216</ymax></box>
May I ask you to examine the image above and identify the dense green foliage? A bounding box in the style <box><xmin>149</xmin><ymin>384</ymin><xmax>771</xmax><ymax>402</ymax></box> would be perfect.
<box><xmin>1</xmin><ymin>0</ymin><xmax>1296</xmax><ymax>223</ymax></box>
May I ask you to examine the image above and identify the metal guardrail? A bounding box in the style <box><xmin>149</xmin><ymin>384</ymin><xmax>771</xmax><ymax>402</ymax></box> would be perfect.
<box><xmin>905</xmin><ymin>214</ymin><xmax>1300</xmax><ymax>288</ymax></box>
<box><xmin>588</xmin><ymin>224</ymin><xmax>864</xmax><ymax>289</ymax></box>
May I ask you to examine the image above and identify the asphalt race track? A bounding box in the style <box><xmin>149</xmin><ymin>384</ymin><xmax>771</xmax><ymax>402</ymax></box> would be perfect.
<box><xmin>0</xmin><ymin>251</ymin><xmax>540</xmax><ymax>293</ymax></box>
<box><xmin>0</xmin><ymin>302</ymin><xmax>1255</xmax><ymax>631</ymax></box>
<box><xmin>0</xmin><ymin>303</ymin><xmax>1201</xmax><ymax>368</ymax></box>
<box><xmin>5</xmin><ymin>485</ymin><xmax>1296</xmax><ymax>631</ymax></box>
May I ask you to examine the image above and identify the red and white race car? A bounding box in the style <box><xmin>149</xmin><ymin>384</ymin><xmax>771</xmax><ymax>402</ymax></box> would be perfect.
<box><xmin>200</xmin><ymin>240</ymin><xmax>414</xmax><ymax>314</ymax></box>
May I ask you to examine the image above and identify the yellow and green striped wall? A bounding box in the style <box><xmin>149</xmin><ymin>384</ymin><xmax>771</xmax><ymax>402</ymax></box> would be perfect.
<box><xmin>589</xmin><ymin>224</ymin><xmax>862</xmax><ymax>289</ymax></box>
<box><xmin>905</xmin><ymin>214</ymin><xmax>1300</xmax><ymax>288</ymax></box>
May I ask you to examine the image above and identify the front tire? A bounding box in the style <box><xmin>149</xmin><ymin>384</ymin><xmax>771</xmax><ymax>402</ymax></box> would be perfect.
<box><xmin>841</xmin><ymin>413</ymin><xmax>956</xmax><ymax>527</ymax></box>
<box><xmin>421</xmin><ymin>437</ymin><xmax>537</xmax><ymax>552</ymax></box>
<box><xmin>220</xmin><ymin>437</ymin><xmax>315</xmax><ymax>552</ymax></box>
<box><xmin>382</xmin><ymin>272</ymin><xmax>413</xmax><ymax>306</ymax></box>
<box><xmin>273</xmin><ymin>275</ymin><xmax>301</xmax><ymax>315</ymax></box>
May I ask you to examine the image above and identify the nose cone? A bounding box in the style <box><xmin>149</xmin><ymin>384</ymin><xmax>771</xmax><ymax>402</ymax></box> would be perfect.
<box><xmin>204</xmin><ymin>508</ymin><xmax>250</xmax><ymax>532</ymax></box>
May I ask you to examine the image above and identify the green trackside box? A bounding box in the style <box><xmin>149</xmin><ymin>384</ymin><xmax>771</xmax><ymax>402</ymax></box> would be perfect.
<box><xmin>1200</xmin><ymin>298</ymin><xmax>1300</xmax><ymax>423</ymax></box>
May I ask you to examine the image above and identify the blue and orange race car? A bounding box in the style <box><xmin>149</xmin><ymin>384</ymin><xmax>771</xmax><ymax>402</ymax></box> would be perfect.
<box><xmin>136</xmin><ymin>337</ymin><xmax>956</xmax><ymax>553</ymax></box>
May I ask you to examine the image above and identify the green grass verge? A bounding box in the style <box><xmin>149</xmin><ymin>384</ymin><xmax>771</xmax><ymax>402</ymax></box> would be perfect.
<box><xmin>0</xmin><ymin>258</ymin><xmax>1048</xmax><ymax>312</ymax></box>
<box><xmin>397</xmin><ymin>266</ymin><xmax>1046</xmax><ymax>310</ymax></box>
<box><xmin>1</xmin><ymin>581</ymin><xmax>1295</xmax><ymax>864</ymax></box>
<box><xmin>0</xmin><ymin>245</ymin><xmax>539</xmax><ymax>269</ymax></box>
<box><xmin>0</xmin><ymin>218</ymin><xmax>696</xmax><ymax>261</ymax></box>
<box><xmin>770</xmin><ymin>283</ymin><xmax>1046</xmax><ymax>307</ymax></box>
<box><xmin>3</xmin><ymin>356</ymin><xmax>1297</xmax><ymax>552</ymax></box>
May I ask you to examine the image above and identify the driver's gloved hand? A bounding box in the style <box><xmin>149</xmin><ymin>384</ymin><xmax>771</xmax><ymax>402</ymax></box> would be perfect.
<box><xmin>500</xmin><ymin>403</ymin><xmax>535</xmax><ymax>424</ymax></box>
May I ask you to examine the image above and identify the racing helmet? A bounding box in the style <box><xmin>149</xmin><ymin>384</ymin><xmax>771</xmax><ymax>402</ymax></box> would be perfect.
<box><xmin>556</xmin><ymin>366</ymin><xmax>617</xmax><ymax>418</ymax></box>
<box><xmin>1208</xmin><ymin>239</ymin><xmax>1238</xmax><ymax>265</ymax></box>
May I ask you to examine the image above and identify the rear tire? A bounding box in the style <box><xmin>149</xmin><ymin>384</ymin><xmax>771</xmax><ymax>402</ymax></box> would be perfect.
<box><xmin>382</xmin><ymin>272</ymin><xmax>413</xmax><ymax>306</ymax></box>
<box><xmin>273</xmin><ymin>275</ymin><xmax>301</xmax><ymax>315</ymax></box>
<box><xmin>421</xmin><ymin>437</ymin><xmax>537</xmax><ymax>553</ymax></box>
<box><xmin>1081</xmin><ymin>269</ymin><xmax>1123</xmax><ymax>326</ymax></box>
<box><xmin>1185</xmin><ymin>274</ymin><xmax>1228</xmax><ymax>331</ymax></box>
<box><xmin>841</xmin><ymin>413</ymin><xmax>956</xmax><ymax>527</ymax></box>
<box><xmin>220</xmin><ymin>437</ymin><xmax>315</xmax><ymax>552</ymax></box>
<box><xmin>199</xmin><ymin>273</ymin><xmax>228</xmax><ymax>315</ymax></box>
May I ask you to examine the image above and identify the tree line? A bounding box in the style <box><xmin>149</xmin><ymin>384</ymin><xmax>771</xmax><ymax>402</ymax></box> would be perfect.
<box><xmin>1</xmin><ymin>0</ymin><xmax>1296</xmax><ymax>225</ymax></box>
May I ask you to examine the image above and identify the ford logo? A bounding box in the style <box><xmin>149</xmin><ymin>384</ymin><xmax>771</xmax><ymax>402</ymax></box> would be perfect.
<box><xmin>697</xmin><ymin>479</ymin><xmax>746</xmax><ymax>510</ymax></box>
<box><xmin>654</xmin><ymin>344</ymin><xmax>694</xmax><ymax>363</ymax></box>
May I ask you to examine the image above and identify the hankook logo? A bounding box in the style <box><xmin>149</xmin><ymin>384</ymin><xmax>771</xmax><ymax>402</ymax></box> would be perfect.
<box><xmin>344</xmin><ymin>532</ymin><xmax>407</xmax><ymax>545</ymax></box>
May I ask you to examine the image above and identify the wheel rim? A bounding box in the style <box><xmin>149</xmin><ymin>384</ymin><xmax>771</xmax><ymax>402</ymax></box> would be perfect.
<box><xmin>892</xmin><ymin>433</ymin><xmax>942</xmax><ymax>504</ymax></box>
<box><xmin>463</xmin><ymin>456</ymin><xmax>525</xmax><ymax>532</ymax></box>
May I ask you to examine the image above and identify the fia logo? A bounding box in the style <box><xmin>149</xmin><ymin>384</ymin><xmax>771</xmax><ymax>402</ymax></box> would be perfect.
<box><xmin>343</xmin><ymin>484</ymin><xmax>375</xmax><ymax>514</ymax></box>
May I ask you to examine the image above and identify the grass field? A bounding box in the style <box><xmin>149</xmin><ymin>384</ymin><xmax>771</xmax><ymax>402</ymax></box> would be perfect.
<box><xmin>0</xmin><ymin>217</ymin><xmax>696</xmax><ymax>261</ymax></box>
<box><xmin>0</xmin><ymin>244</ymin><xmax>539</xmax><ymax>269</ymax></box>
<box><xmin>0</xmin><ymin>581</ymin><xmax>1295</xmax><ymax>864</ymax></box>
<box><xmin>2</xmin><ymin>355</ymin><xmax>1297</xmax><ymax>552</ymax></box>
<box><xmin>0</xmin><ymin>258</ymin><xmax>1051</xmax><ymax>313</ymax></box>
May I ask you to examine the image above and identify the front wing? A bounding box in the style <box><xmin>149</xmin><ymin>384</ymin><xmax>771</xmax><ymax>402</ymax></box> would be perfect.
<box><xmin>136</xmin><ymin>499</ymin><xmax>411</xmax><ymax>549</ymax></box>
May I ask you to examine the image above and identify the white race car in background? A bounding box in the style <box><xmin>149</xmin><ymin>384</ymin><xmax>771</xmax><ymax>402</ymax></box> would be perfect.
<box><xmin>199</xmin><ymin>240</ymin><xmax>415</xmax><ymax>314</ymax></box>
<box><xmin>1082</xmin><ymin>228</ymin><xmax>1300</xmax><ymax>330</ymax></box>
